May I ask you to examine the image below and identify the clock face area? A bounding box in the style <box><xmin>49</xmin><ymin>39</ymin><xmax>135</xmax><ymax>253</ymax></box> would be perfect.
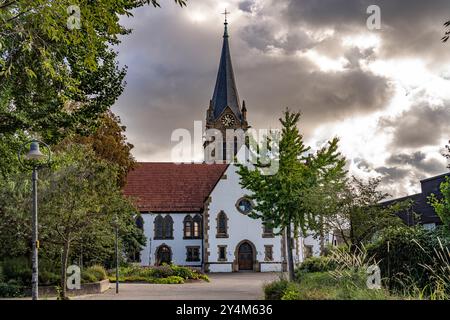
<box><xmin>221</xmin><ymin>114</ymin><xmax>236</xmax><ymax>128</ymax></box>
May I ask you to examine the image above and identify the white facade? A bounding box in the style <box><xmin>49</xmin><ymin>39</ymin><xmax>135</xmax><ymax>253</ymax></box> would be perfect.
<box><xmin>140</xmin><ymin>213</ymin><xmax>203</xmax><ymax>268</ymax></box>
<box><xmin>138</xmin><ymin>164</ymin><xmax>327</xmax><ymax>272</ymax></box>
<box><xmin>205</xmin><ymin>164</ymin><xmax>284</xmax><ymax>272</ymax></box>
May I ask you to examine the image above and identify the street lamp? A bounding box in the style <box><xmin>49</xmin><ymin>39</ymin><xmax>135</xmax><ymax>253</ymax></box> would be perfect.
<box><xmin>18</xmin><ymin>140</ymin><xmax>51</xmax><ymax>301</ymax></box>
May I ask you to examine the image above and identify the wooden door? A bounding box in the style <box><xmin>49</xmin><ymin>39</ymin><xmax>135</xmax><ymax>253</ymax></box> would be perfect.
<box><xmin>157</xmin><ymin>245</ymin><xmax>171</xmax><ymax>265</ymax></box>
<box><xmin>238</xmin><ymin>242</ymin><xmax>254</xmax><ymax>270</ymax></box>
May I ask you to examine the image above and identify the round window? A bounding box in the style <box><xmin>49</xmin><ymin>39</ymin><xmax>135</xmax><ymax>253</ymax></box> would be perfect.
<box><xmin>236</xmin><ymin>198</ymin><xmax>253</xmax><ymax>214</ymax></box>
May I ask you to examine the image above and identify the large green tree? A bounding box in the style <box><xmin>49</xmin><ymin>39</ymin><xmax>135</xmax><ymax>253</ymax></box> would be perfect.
<box><xmin>0</xmin><ymin>0</ymin><xmax>185</xmax><ymax>176</ymax></box>
<box><xmin>237</xmin><ymin>110</ymin><xmax>346</xmax><ymax>280</ymax></box>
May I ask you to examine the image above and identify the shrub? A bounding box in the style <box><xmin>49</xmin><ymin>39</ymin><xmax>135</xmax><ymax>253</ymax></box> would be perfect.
<box><xmin>1</xmin><ymin>257</ymin><xmax>31</xmax><ymax>285</ymax></box>
<box><xmin>85</xmin><ymin>265</ymin><xmax>107</xmax><ymax>281</ymax></box>
<box><xmin>39</xmin><ymin>270</ymin><xmax>60</xmax><ymax>286</ymax></box>
<box><xmin>0</xmin><ymin>264</ymin><xmax>4</xmax><ymax>283</ymax></box>
<box><xmin>0</xmin><ymin>282</ymin><xmax>25</xmax><ymax>298</ymax></box>
<box><xmin>151</xmin><ymin>264</ymin><xmax>174</xmax><ymax>278</ymax></box>
<box><xmin>263</xmin><ymin>278</ymin><xmax>290</xmax><ymax>300</ymax></box>
<box><xmin>81</xmin><ymin>270</ymin><xmax>98</xmax><ymax>284</ymax></box>
<box><xmin>295</xmin><ymin>256</ymin><xmax>337</xmax><ymax>278</ymax></box>
<box><xmin>154</xmin><ymin>276</ymin><xmax>185</xmax><ymax>284</ymax></box>
<box><xmin>367</xmin><ymin>226</ymin><xmax>450</xmax><ymax>297</ymax></box>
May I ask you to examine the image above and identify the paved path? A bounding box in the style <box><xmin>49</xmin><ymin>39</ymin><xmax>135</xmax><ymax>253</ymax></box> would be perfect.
<box><xmin>74</xmin><ymin>272</ymin><xmax>280</xmax><ymax>300</ymax></box>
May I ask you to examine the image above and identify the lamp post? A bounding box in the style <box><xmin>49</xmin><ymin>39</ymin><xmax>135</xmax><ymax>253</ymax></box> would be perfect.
<box><xmin>18</xmin><ymin>140</ymin><xmax>51</xmax><ymax>301</ymax></box>
<box><xmin>114</xmin><ymin>215</ymin><xmax>119</xmax><ymax>294</ymax></box>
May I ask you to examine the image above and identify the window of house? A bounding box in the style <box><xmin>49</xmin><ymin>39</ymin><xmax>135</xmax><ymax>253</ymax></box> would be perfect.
<box><xmin>262</xmin><ymin>221</ymin><xmax>274</xmax><ymax>237</ymax></box>
<box><xmin>183</xmin><ymin>215</ymin><xmax>192</xmax><ymax>238</ymax></box>
<box><xmin>193</xmin><ymin>215</ymin><xmax>202</xmax><ymax>238</ymax></box>
<box><xmin>163</xmin><ymin>215</ymin><xmax>173</xmax><ymax>239</ymax></box>
<box><xmin>264</xmin><ymin>245</ymin><xmax>273</xmax><ymax>261</ymax></box>
<box><xmin>217</xmin><ymin>211</ymin><xmax>228</xmax><ymax>238</ymax></box>
<box><xmin>304</xmin><ymin>245</ymin><xmax>313</xmax><ymax>259</ymax></box>
<box><xmin>135</xmin><ymin>215</ymin><xmax>144</xmax><ymax>230</ymax></box>
<box><xmin>236</xmin><ymin>197</ymin><xmax>253</xmax><ymax>214</ymax></box>
<box><xmin>154</xmin><ymin>215</ymin><xmax>164</xmax><ymax>239</ymax></box>
<box><xmin>218</xmin><ymin>245</ymin><xmax>227</xmax><ymax>261</ymax></box>
<box><xmin>186</xmin><ymin>246</ymin><xmax>200</xmax><ymax>262</ymax></box>
<box><xmin>155</xmin><ymin>215</ymin><xmax>173</xmax><ymax>240</ymax></box>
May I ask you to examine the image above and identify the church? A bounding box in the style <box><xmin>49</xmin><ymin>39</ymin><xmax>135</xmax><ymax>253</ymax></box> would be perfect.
<box><xmin>123</xmin><ymin>18</ymin><xmax>327</xmax><ymax>272</ymax></box>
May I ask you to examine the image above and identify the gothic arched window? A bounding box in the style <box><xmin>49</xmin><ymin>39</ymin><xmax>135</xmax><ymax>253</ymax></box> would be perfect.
<box><xmin>216</xmin><ymin>211</ymin><xmax>228</xmax><ymax>238</ymax></box>
<box><xmin>193</xmin><ymin>215</ymin><xmax>202</xmax><ymax>238</ymax></box>
<box><xmin>154</xmin><ymin>215</ymin><xmax>164</xmax><ymax>239</ymax></box>
<box><xmin>183</xmin><ymin>215</ymin><xmax>193</xmax><ymax>238</ymax></box>
<box><xmin>163</xmin><ymin>215</ymin><xmax>174</xmax><ymax>239</ymax></box>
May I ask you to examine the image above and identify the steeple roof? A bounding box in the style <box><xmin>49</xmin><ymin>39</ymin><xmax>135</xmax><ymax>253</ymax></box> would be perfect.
<box><xmin>211</xmin><ymin>18</ymin><xmax>242</xmax><ymax>121</ymax></box>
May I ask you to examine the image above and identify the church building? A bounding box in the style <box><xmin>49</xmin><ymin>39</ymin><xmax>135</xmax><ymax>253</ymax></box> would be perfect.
<box><xmin>123</xmin><ymin>18</ymin><xmax>325</xmax><ymax>272</ymax></box>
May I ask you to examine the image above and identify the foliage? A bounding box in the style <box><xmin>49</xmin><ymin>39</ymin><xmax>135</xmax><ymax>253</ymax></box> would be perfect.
<box><xmin>84</xmin><ymin>265</ymin><xmax>108</xmax><ymax>282</ymax></box>
<box><xmin>429</xmin><ymin>176</ymin><xmax>450</xmax><ymax>231</ymax></box>
<box><xmin>0</xmin><ymin>0</ymin><xmax>185</xmax><ymax>144</ymax></box>
<box><xmin>0</xmin><ymin>282</ymin><xmax>25</xmax><ymax>298</ymax></box>
<box><xmin>367</xmin><ymin>226</ymin><xmax>450</xmax><ymax>297</ymax></box>
<box><xmin>263</xmin><ymin>277</ymin><xmax>290</xmax><ymax>300</ymax></box>
<box><xmin>295</xmin><ymin>256</ymin><xmax>337</xmax><ymax>277</ymax></box>
<box><xmin>63</xmin><ymin>111</ymin><xmax>136</xmax><ymax>187</ymax></box>
<box><xmin>237</xmin><ymin>109</ymin><xmax>346</xmax><ymax>280</ymax></box>
<box><xmin>305</xmin><ymin>176</ymin><xmax>410</xmax><ymax>248</ymax></box>
<box><xmin>0</xmin><ymin>144</ymin><xmax>145</xmax><ymax>298</ymax></box>
<box><xmin>109</xmin><ymin>264</ymin><xmax>208</xmax><ymax>284</ymax></box>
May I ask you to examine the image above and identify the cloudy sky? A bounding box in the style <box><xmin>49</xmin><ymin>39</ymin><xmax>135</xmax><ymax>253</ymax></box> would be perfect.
<box><xmin>113</xmin><ymin>0</ymin><xmax>450</xmax><ymax>198</ymax></box>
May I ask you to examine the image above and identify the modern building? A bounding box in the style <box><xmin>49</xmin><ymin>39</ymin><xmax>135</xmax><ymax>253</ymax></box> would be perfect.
<box><xmin>381</xmin><ymin>173</ymin><xmax>448</xmax><ymax>229</ymax></box>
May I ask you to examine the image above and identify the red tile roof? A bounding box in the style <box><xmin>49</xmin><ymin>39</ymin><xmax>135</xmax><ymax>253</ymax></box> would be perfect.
<box><xmin>123</xmin><ymin>162</ymin><xmax>228</xmax><ymax>212</ymax></box>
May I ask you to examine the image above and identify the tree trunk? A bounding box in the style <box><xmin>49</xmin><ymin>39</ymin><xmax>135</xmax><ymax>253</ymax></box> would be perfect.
<box><xmin>285</xmin><ymin>223</ymin><xmax>295</xmax><ymax>282</ymax></box>
<box><xmin>60</xmin><ymin>239</ymin><xmax>71</xmax><ymax>300</ymax></box>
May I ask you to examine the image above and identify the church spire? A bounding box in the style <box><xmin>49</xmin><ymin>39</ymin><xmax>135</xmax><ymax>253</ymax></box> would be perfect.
<box><xmin>210</xmin><ymin>10</ymin><xmax>242</xmax><ymax>121</ymax></box>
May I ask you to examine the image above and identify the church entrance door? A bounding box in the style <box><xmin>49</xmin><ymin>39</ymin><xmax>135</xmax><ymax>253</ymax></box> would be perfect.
<box><xmin>156</xmin><ymin>245</ymin><xmax>172</xmax><ymax>266</ymax></box>
<box><xmin>238</xmin><ymin>242</ymin><xmax>254</xmax><ymax>271</ymax></box>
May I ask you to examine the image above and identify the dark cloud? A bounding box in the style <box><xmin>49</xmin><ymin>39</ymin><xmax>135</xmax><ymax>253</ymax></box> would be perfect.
<box><xmin>354</xmin><ymin>158</ymin><xmax>371</xmax><ymax>171</ymax></box>
<box><xmin>281</xmin><ymin>0</ymin><xmax>450</xmax><ymax>64</ymax></box>
<box><xmin>386</xmin><ymin>151</ymin><xmax>446</xmax><ymax>176</ymax></box>
<box><xmin>238</xmin><ymin>0</ymin><xmax>254</xmax><ymax>13</ymax></box>
<box><xmin>379</xmin><ymin>101</ymin><xmax>450</xmax><ymax>149</ymax></box>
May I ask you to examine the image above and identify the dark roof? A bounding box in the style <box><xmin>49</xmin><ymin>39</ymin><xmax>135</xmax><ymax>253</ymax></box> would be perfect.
<box><xmin>211</xmin><ymin>21</ymin><xmax>242</xmax><ymax>121</ymax></box>
<box><xmin>123</xmin><ymin>163</ymin><xmax>228</xmax><ymax>212</ymax></box>
<box><xmin>382</xmin><ymin>172</ymin><xmax>449</xmax><ymax>225</ymax></box>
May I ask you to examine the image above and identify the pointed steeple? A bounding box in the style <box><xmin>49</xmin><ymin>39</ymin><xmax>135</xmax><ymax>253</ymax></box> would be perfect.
<box><xmin>211</xmin><ymin>12</ymin><xmax>242</xmax><ymax>121</ymax></box>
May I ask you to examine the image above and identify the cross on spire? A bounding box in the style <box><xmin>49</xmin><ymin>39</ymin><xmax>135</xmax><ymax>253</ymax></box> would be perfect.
<box><xmin>222</xmin><ymin>9</ymin><xmax>230</xmax><ymax>38</ymax></box>
<box><xmin>222</xmin><ymin>9</ymin><xmax>229</xmax><ymax>23</ymax></box>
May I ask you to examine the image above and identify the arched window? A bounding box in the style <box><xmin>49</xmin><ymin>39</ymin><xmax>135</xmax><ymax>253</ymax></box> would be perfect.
<box><xmin>135</xmin><ymin>215</ymin><xmax>144</xmax><ymax>230</ymax></box>
<box><xmin>183</xmin><ymin>215</ymin><xmax>193</xmax><ymax>238</ymax></box>
<box><xmin>154</xmin><ymin>215</ymin><xmax>163</xmax><ymax>239</ymax></box>
<box><xmin>217</xmin><ymin>211</ymin><xmax>228</xmax><ymax>238</ymax></box>
<box><xmin>163</xmin><ymin>215</ymin><xmax>173</xmax><ymax>239</ymax></box>
<box><xmin>193</xmin><ymin>215</ymin><xmax>202</xmax><ymax>238</ymax></box>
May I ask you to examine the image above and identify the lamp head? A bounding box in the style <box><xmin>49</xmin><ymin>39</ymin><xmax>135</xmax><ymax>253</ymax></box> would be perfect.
<box><xmin>25</xmin><ymin>141</ymin><xmax>45</xmax><ymax>161</ymax></box>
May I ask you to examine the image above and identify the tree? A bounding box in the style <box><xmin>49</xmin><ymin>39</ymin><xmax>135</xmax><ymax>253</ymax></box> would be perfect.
<box><xmin>0</xmin><ymin>0</ymin><xmax>185</xmax><ymax>175</ymax></box>
<box><xmin>0</xmin><ymin>144</ymin><xmax>145</xmax><ymax>298</ymax></box>
<box><xmin>306</xmin><ymin>176</ymin><xmax>410</xmax><ymax>249</ymax></box>
<box><xmin>429</xmin><ymin>177</ymin><xmax>450</xmax><ymax>231</ymax></box>
<box><xmin>58</xmin><ymin>111</ymin><xmax>136</xmax><ymax>187</ymax></box>
<box><xmin>237</xmin><ymin>109</ymin><xmax>346</xmax><ymax>281</ymax></box>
